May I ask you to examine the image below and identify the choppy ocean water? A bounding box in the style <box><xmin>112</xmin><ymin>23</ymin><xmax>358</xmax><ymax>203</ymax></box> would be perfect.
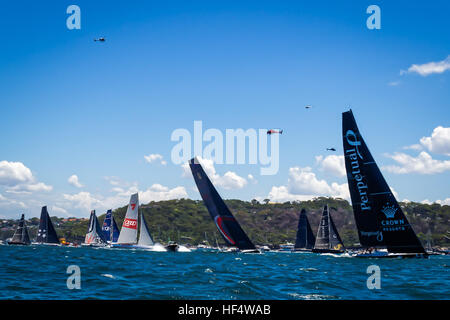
<box><xmin>0</xmin><ymin>245</ymin><xmax>449</xmax><ymax>300</ymax></box>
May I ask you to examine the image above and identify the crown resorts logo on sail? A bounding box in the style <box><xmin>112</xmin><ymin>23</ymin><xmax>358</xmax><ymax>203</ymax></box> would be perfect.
<box><xmin>380</xmin><ymin>203</ymin><xmax>406</xmax><ymax>232</ymax></box>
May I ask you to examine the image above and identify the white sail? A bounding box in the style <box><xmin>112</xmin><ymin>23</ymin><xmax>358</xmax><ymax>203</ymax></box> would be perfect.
<box><xmin>117</xmin><ymin>193</ymin><xmax>139</xmax><ymax>244</ymax></box>
<box><xmin>138</xmin><ymin>212</ymin><xmax>154</xmax><ymax>246</ymax></box>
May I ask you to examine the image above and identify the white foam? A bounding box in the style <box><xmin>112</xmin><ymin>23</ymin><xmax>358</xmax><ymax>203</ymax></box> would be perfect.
<box><xmin>177</xmin><ymin>245</ymin><xmax>192</xmax><ymax>252</ymax></box>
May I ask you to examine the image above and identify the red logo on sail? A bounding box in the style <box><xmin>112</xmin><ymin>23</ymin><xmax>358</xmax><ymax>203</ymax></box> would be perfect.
<box><xmin>123</xmin><ymin>218</ymin><xmax>137</xmax><ymax>229</ymax></box>
<box><xmin>131</xmin><ymin>204</ymin><xmax>136</xmax><ymax>210</ymax></box>
<box><xmin>214</xmin><ymin>216</ymin><xmax>236</xmax><ymax>245</ymax></box>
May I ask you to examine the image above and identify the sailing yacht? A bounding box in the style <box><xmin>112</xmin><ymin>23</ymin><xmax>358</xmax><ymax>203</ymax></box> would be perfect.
<box><xmin>34</xmin><ymin>206</ymin><xmax>60</xmax><ymax>245</ymax></box>
<box><xmin>101</xmin><ymin>209</ymin><xmax>120</xmax><ymax>244</ymax></box>
<box><xmin>8</xmin><ymin>214</ymin><xmax>31</xmax><ymax>245</ymax></box>
<box><xmin>342</xmin><ymin>110</ymin><xmax>427</xmax><ymax>258</ymax></box>
<box><xmin>292</xmin><ymin>209</ymin><xmax>315</xmax><ymax>252</ymax></box>
<box><xmin>312</xmin><ymin>205</ymin><xmax>345</xmax><ymax>254</ymax></box>
<box><xmin>82</xmin><ymin>210</ymin><xmax>108</xmax><ymax>247</ymax></box>
<box><xmin>111</xmin><ymin>193</ymin><xmax>166</xmax><ymax>251</ymax></box>
<box><xmin>189</xmin><ymin>157</ymin><xmax>259</xmax><ymax>253</ymax></box>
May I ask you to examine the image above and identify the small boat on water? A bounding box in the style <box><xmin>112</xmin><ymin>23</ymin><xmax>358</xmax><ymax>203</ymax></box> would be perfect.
<box><xmin>312</xmin><ymin>205</ymin><xmax>345</xmax><ymax>254</ymax></box>
<box><xmin>111</xmin><ymin>193</ymin><xmax>166</xmax><ymax>251</ymax></box>
<box><xmin>189</xmin><ymin>157</ymin><xmax>259</xmax><ymax>254</ymax></box>
<box><xmin>278</xmin><ymin>242</ymin><xmax>295</xmax><ymax>251</ymax></box>
<box><xmin>8</xmin><ymin>214</ymin><xmax>31</xmax><ymax>245</ymax></box>
<box><xmin>165</xmin><ymin>241</ymin><xmax>179</xmax><ymax>252</ymax></box>
<box><xmin>34</xmin><ymin>206</ymin><xmax>60</xmax><ymax>246</ymax></box>
<box><xmin>292</xmin><ymin>209</ymin><xmax>315</xmax><ymax>252</ymax></box>
<box><xmin>342</xmin><ymin>110</ymin><xmax>428</xmax><ymax>258</ymax></box>
<box><xmin>82</xmin><ymin>210</ymin><xmax>108</xmax><ymax>247</ymax></box>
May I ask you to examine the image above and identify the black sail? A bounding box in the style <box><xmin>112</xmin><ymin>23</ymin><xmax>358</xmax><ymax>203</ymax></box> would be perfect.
<box><xmin>189</xmin><ymin>158</ymin><xmax>256</xmax><ymax>251</ymax></box>
<box><xmin>9</xmin><ymin>214</ymin><xmax>31</xmax><ymax>245</ymax></box>
<box><xmin>294</xmin><ymin>209</ymin><xmax>315</xmax><ymax>250</ymax></box>
<box><xmin>313</xmin><ymin>206</ymin><xmax>331</xmax><ymax>250</ymax></box>
<box><xmin>342</xmin><ymin>110</ymin><xmax>425</xmax><ymax>254</ymax></box>
<box><xmin>328</xmin><ymin>211</ymin><xmax>345</xmax><ymax>252</ymax></box>
<box><xmin>36</xmin><ymin>206</ymin><xmax>60</xmax><ymax>244</ymax></box>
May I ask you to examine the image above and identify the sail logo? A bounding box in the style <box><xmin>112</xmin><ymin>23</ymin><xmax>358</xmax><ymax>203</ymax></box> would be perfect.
<box><xmin>381</xmin><ymin>204</ymin><xmax>397</xmax><ymax>219</ymax></box>
<box><xmin>360</xmin><ymin>230</ymin><xmax>383</xmax><ymax>242</ymax></box>
<box><xmin>131</xmin><ymin>204</ymin><xmax>136</xmax><ymax>210</ymax></box>
<box><xmin>380</xmin><ymin>203</ymin><xmax>406</xmax><ymax>231</ymax></box>
<box><xmin>345</xmin><ymin>130</ymin><xmax>371</xmax><ymax>211</ymax></box>
<box><xmin>123</xmin><ymin>218</ymin><xmax>137</xmax><ymax>229</ymax></box>
<box><xmin>214</xmin><ymin>216</ymin><xmax>236</xmax><ymax>245</ymax></box>
<box><xmin>345</xmin><ymin>130</ymin><xmax>363</xmax><ymax>159</ymax></box>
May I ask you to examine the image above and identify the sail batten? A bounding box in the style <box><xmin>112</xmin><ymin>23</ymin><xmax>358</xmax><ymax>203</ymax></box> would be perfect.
<box><xmin>189</xmin><ymin>157</ymin><xmax>256</xmax><ymax>251</ymax></box>
<box><xmin>342</xmin><ymin>110</ymin><xmax>425</xmax><ymax>254</ymax></box>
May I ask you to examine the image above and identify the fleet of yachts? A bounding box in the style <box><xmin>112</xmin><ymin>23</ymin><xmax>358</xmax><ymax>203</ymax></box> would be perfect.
<box><xmin>4</xmin><ymin>110</ymin><xmax>447</xmax><ymax>258</ymax></box>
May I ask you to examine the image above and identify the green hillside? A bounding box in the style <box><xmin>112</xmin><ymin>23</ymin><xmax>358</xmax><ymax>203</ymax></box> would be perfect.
<box><xmin>1</xmin><ymin>198</ymin><xmax>449</xmax><ymax>248</ymax></box>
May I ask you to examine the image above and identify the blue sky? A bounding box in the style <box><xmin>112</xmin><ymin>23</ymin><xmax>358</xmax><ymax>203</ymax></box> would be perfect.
<box><xmin>0</xmin><ymin>1</ymin><xmax>449</xmax><ymax>218</ymax></box>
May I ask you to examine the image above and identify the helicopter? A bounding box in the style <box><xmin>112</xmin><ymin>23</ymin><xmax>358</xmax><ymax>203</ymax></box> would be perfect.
<box><xmin>267</xmin><ymin>129</ymin><xmax>283</xmax><ymax>135</ymax></box>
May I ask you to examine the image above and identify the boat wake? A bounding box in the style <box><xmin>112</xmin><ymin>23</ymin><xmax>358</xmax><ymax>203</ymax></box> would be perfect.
<box><xmin>177</xmin><ymin>245</ymin><xmax>192</xmax><ymax>252</ymax></box>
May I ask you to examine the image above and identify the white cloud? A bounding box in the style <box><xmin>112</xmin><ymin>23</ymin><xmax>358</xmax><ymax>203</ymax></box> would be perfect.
<box><xmin>0</xmin><ymin>161</ymin><xmax>34</xmax><ymax>186</ymax></box>
<box><xmin>388</xmin><ymin>81</ymin><xmax>401</xmax><ymax>86</ymax></box>
<box><xmin>0</xmin><ymin>161</ymin><xmax>52</xmax><ymax>194</ymax></box>
<box><xmin>419</xmin><ymin>126</ymin><xmax>450</xmax><ymax>156</ymax></box>
<box><xmin>62</xmin><ymin>182</ymin><xmax>188</xmax><ymax>215</ymax></box>
<box><xmin>436</xmin><ymin>198</ymin><xmax>450</xmax><ymax>206</ymax></box>
<box><xmin>144</xmin><ymin>154</ymin><xmax>167</xmax><ymax>166</ymax></box>
<box><xmin>0</xmin><ymin>193</ymin><xmax>27</xmax><ymax>209</ymax></box>
<box><xmin>401</xmin><ymin>55</ymin><xmax>450</xmax><ymax>76</ymax></box>
<box><xmin>267</xmin><ymin>166</ymin><xmax>349</xmax><ymax>203</ymax></box>
<box><xmin>105</xmin><ymin>176</ymin><xmax>121</xmax><ymax>186</ymax></box>
<box><xmin>247</xmin><ymin>174</ymin><xmax>257</xmax><ymax>184</ymax></box>
<box><xmin>383</xmin><ymin>151</ymin><xmax>450</xmax><ymax>174</ymax></box>
<box><xmin>68</xmin><ymin>174</ymin><xmax>84</xmax><ymax>188</ymax></box>
<box><xmin>51</xmin><ymin>205</ymin><xmax>69</xmax><ymax>216</ymax></box>
<box><xmin>63</xmin><ymin>191</ymin><xmax>102</xmax><ymax>212</ymax></box>
<box><xmin>182</xmin><ymin>157</ymin><xmax>248</xmax><ymax>190</ymax></box>
<box><xmin>140</xmin><ymin>184</ymin><xmax>188</xmax><ymax>203</ymax></box>
<box><xmin>403</xmin><ymin>144</ymin><xmax>423</xmax><ymax>151</ymax></box>
<box><xmin>420</xmin><ymin>198</ymin><xmax>450</xmax><ymax>206</ymax></box>
<box><xmin>315</xmin><ymin>155</ymin><xmax>346</xmax><ymax>177</ymax></box>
